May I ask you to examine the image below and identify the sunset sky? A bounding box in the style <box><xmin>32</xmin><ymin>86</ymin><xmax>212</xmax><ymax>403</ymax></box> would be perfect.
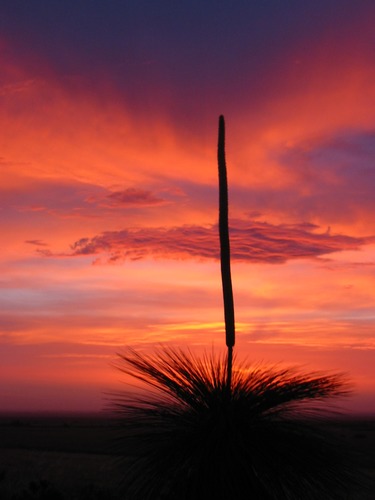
<box><xmin>1</xmin><ymin>1</ymin><xmax>375</xmax><ymax>415</ymax></box>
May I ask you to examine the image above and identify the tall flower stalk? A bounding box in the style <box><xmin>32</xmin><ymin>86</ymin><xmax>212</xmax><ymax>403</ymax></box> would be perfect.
<box><xmin>217</xmin><ymin>115</ymin><xmax>235</xmax><ymax>392</ymax></box>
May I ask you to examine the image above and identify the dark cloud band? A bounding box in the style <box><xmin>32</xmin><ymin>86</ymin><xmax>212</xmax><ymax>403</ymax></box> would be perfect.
<box><xmin>65</xmin><ymin>219</ymin><xmax>369</xmax><ymax>264</ymax></box>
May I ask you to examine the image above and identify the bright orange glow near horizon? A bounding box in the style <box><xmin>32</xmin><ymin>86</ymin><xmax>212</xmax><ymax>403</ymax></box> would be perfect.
<box><xmin>1</xmin><ymin>3</ymin><xmax>375</xmax><ymax>415</ymax></box>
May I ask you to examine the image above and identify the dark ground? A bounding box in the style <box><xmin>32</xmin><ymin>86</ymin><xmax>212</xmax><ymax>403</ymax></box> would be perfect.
<box><xmin>0</xmin><ymin>414</ymin><xmax>374</xmax><ymax>499</ymax></box>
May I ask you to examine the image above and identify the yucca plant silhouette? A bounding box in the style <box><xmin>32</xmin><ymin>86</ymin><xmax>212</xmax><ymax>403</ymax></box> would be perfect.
<box><xmin>112</xmin><ymin>116</ymin><xmax>363</xmax><ymax>500</ymax></box>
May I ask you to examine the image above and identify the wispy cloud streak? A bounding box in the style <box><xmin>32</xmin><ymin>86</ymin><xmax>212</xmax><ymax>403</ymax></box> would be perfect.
<box><xmin>87</xmin><ymin>187</ymin><xmax>168</xmax><ymax>208</ymax></box>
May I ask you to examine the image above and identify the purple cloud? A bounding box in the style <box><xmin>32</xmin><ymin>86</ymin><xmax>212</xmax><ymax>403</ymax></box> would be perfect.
<box><xmin>273</xmin><ymin>130</ymin><xmax>375</xmax><ymax>224</ymax></box>
<box><xmin>67</xmin><ymin>219</ymin><xmax>370</xmax><ymax>264</ymax></box>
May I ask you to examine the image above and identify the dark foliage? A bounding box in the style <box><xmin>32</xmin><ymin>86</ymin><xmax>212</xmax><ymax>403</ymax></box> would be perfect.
<box><xmin>111</xmin><ymin>347</ymin><xmax>361</xmax><ymax>500</ymax></box>
<box><xmin>10</xmin><ymin>480</ymin><xmax>64</xmax><ymax>500</ymax></box>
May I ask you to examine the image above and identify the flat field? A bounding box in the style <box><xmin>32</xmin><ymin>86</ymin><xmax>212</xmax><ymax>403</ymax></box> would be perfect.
<box><xmin>0</xmin><ymin>414</ymin><xmax>374</xmax><ymax>499</ymax></box>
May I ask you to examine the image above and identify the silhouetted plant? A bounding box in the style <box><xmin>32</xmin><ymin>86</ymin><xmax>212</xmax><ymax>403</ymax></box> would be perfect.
<box><xmin>112</xmin><ymin>116</ymin><xmax>364</xmax><ymax>499</ymax></box>
<box><xmin>112</xmin><ymin>349</ymin><xmax>362</xmax><ymax>499</ymax></box>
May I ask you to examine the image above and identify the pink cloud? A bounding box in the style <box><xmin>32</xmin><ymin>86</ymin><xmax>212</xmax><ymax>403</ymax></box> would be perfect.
<box><xmin>64</xmin><ymin>219</ymin><xmax>370</xmax><ymax>264</ymax></box>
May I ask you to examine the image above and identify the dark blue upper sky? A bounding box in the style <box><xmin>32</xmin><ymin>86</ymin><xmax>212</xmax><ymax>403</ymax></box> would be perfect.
<box><xmin>2</xmin><ymin>1</ymin><xmax>373</xmax><ymax>112</ymax></box>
